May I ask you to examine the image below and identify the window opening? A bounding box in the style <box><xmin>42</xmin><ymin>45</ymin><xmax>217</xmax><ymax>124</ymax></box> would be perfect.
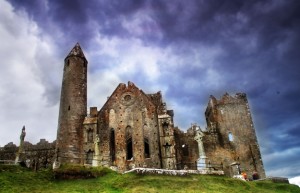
<box><xmin>110</xmin><ymin>129</ymin><xmax>116</xmax><ymax>162</ymax></box>
<box><xmin>144</xmin><ymin>138</ymin><xmax>150</xmax><ymax>158</ymax></box>
<box><xmin>182</xmin><ymin>144</ymin><xmax>189</xmax><ymax>156</ymax></box>
<box><xmin>228</xmin><ymin>132</ymin><xmax>234</xmax><ymax>142</ymax></box>
<box><xmin>126</xmin><ymin>138</ymin><xmax>133</xmax><ymax>160</ymax></box>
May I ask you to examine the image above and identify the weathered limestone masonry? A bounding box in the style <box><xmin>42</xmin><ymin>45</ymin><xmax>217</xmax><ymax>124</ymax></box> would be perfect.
<box><xmin>204</xmin><ymin>93</ymin><xmax>266</xmax><ymax>178</ymax></box>
<box><xmin>49</xmin><ymin>43</ymin><xmax>266</xmax><ymax>178</ymax></box>
<box><xmin>95</xmin><ymin>82</ymin><xmax>170</xmax><ymax>171</ymax></box>
<box><xmin>55</xmin><ymin>43</ymin><xmax>87</xmax><ymax>165</ymax></box>
<box><xmin>0</xmin><ymin>139</ymin><xmax>55</xmax><ymax>169</ymax></box>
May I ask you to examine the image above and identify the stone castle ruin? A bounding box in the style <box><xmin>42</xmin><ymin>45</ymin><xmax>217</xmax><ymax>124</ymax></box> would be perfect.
<box><xmin>0</xmin><ymin>43</ymin><xmax>265</xmax><ymax>179</ymax></box>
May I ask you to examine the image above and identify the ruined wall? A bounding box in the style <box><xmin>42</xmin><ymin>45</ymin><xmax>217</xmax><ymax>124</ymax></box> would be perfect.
<box><xmin>82</xmin><ymin>107</ymin><xmax>98</xmax><ymax>165</ymax></box>
<box><xmin>204</xmin><ymin>93</ymin><xmax>266</xmax><ymax>178</ymax></box>
<box><xmin>55</xmin><ymin>43</ymin><xmax>87</xmax><ymax>165</ymax></box>
<box><xmin>0</xmin><ymin>140</ymin><xmax>55</xmax><ymax>170</ymax></box>
<box><xmin>158</xmin><ymin>114</ymin><xmax>177</xmax><ymax>169</ymax></box>
<box><xmin>0</xmin><ymin>142</ymin><xmax>17</xmax><ymax>161</ymax></box>
<box><xmin>174</xmin><ymin>127</ymin><xmax>199</xmax><ymax>170</ymax></box>
<box><xmin>97</xmin><ymin>82</ymin><xmax>162</xmax><ymax>171</ymax></box>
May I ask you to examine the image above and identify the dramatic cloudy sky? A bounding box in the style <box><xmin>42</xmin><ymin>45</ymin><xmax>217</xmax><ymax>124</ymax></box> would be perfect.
<box><xmin>0</xmin><ymin>0</ymin><xmax>299</xmax><ymax>182</ymax></box>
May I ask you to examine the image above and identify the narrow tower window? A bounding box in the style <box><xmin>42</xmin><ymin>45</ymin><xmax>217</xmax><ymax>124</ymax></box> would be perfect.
<box><xmin>144</xmin><ymin>138</ymin><xmax>150</xmax><ymax>158</ymax></box>
<box><xmin>228</xmin><ymin>132</ymin><xmax>234</xmax><ymax>142</ymax></box>
<box><xmin>68</xmin><ymin>106</ymin><xmax>70</xmax><ymax>111</ymax></box>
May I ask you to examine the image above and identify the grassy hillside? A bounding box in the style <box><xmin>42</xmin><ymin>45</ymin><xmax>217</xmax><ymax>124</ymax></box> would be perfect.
<box><xmin>0</xmin><ymin>165</ymin><xmax>299</xmax><ymax>193</ymax></box>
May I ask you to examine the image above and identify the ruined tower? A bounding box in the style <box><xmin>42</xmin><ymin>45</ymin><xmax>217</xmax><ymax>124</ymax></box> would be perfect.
<box><xmin>55</xmin><ymin>43</ymin><xmax>87</xmax><ymax>165</ymax></box>
<box><xmin>204</xmin><ymin>93</ymin><xmax>266</xmax><ymax>178</ymax></box>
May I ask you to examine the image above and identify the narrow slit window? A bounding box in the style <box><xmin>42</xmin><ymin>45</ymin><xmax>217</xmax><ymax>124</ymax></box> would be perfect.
<box><xmin>144</xmin><ymin>138</ymin><xmax>150</xmax><ymax>158</ymax></box>
<box><xmin>228</xmin><ymin>132</ymin><xmax>234</xmax><ymax>142</ymax></box>
<box><xmin>110</xmin><ymin>129</ymin><xmax>115</xmax><ymax>162</ymax></box>
<box><xmin>126</xmin><ymin>138</ymin><xmax>133</xmax><ymax>160</ymax></box>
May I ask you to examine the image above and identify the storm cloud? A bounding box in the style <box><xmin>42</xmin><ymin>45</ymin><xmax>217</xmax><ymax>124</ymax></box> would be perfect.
<box><xmin>1</xmin><ymin>0</ymin><xmax>300</xmax><ymax>182</ymax></box>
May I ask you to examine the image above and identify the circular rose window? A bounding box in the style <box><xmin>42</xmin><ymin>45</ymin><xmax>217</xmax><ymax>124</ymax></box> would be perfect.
<box><xmin>121</xmin><ymin>92</ymin><xmax>135</xmax><ymax>106</ymax></box>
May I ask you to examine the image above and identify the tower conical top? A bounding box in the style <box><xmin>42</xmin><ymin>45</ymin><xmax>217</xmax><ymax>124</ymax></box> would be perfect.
<box><xmin>66</xmin><ymin>43</ymin><xmax>86</xmax><ymax>58</ymax></box>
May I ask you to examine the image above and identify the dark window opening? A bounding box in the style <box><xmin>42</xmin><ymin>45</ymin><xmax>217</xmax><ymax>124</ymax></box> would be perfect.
<box><xmin>86</xmin><ymin>150</ymin><xmax>93</xmax><ymax>165</ymax></box>
<box><xmin>110</xmin><ymin>129</ymin><xmax>116</xmax><ymax>162</ymax></box>
<box><xmin>87</xmin><ymin>129</ymin><xmax>93</xmax><ymax>142</ymax></box>
<box><xmin>68</xmin><ymin>106</ymin><xmax>70</xmax><ymax>111</ymax></box>
<box><xmin>144</xmin><ymin>138</ymin><xmax>150</xmax><ymax>158</ymax></box>
<box><xmin>67</xmin><ymin>59</ymin><xmax>70</xmax><ymax>66</ymax></box>
<box><xmin>126</xmin><ymin>138</ymin><xmax>133</xmax><ymax>160</ymax></box>
<box><xmin>162</xmin><ymin>122</ymin><xmax>169</xmax><ymax>130</ymax></box>
<box><xmin>182</xmin><ymin>144</ymin><xmax>189</xmax><ymax>156</ymax></box>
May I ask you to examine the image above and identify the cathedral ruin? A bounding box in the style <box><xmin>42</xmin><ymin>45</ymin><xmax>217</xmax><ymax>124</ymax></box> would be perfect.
<box><xmin>53</xmin><ymin>43</ymin><xmax>265</xmax><ymax>178</ymax></box>
<box><xmin>0</xmin><ymin>43</ymin><xmax>266</xmax><ymax>179</ymax></box>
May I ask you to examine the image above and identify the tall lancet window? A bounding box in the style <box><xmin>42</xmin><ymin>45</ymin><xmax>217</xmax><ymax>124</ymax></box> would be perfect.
<box><xmin>110</xmin><ymin>129</ymin><xmax>116</xmax><ymax>162</ymax></box>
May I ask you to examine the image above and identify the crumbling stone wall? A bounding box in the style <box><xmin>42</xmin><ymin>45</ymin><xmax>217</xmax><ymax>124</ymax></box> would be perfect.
<box><xmin>0</xmin><ymin>139</ymin><xmax>55</xmax><ymax>170</ymax></box>
<box><xmin>97</xmin><ymin>82</ymin><xmax>164</xmax><ymax>171</ymax></box>
<box><xmin>174</xmin><ymin>127</ymin><xmax>199</xmax><ymax>170</ymax></box>
<box><xmin>204</xmin><ymin>93</ymin><xmax>266</xmax><ymax>178</ymax></box>
<box><xmin>83</xmin><ymin>107</ymin><xmax>98</xmax><ymax>165</ymax></box>
<box><xmin>0</xmin><ymin>142</ymin><xmax>17</xmax><ymax>161</ymax></box>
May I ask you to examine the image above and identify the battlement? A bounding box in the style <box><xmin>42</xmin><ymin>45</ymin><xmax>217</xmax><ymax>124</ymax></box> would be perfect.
<box><xmin>205</xmin><ymin>93</ymin><xmax>248</xmax><ymax>115</ymax></box>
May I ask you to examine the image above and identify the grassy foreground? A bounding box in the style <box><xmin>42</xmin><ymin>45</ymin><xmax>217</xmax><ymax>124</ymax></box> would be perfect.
<box><xmin>0</xmin><ymin>165</ymin><xmax>299</xmax><ymax>193</ymax></box>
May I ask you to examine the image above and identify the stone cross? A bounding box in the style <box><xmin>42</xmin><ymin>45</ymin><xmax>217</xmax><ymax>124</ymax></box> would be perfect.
<box><xmin>15</xmin><ymin>126</ymin><xmax>26</xmax><ymax>164</ymax></box>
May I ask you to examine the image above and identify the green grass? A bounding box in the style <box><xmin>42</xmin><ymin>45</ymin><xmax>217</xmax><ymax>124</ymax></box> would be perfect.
<box><xmin>0</xmin><ymin>165</ymin><xmax>299</xmax><ymax>193</ymax></box>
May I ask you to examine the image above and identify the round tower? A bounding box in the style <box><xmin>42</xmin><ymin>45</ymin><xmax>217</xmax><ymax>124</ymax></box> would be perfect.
<box><xmin>55</xmin><ymin>43</ymin><xmax>87</xmax><ymax>165</ymax></box>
